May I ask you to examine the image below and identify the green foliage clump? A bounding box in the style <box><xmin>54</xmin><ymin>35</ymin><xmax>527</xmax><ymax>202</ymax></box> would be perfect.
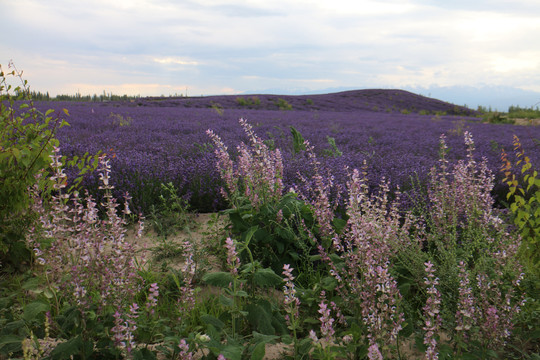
<box><xmin>0</xmin><ymin>63</ymin><xmax>68</xmax><ymax>271</ymax></box>
<box><xmin>236</xmin><ymin>96</ymin><xmax>261</xmax><ymax>108</ymax></box>
<box><xmin>501</xmin><ymin>136</ymin><xmax>540</xmax><ymax>275</ymax></box>
<box><xmin>290</xmin><ymin>125</ymin><xmax>306</xmax><ymax>154</ymax></box>
<box><xmin>109</xmin><ymin>111</ymin><xmax>133</xmax><ymax>126</ymax></box>
<box><xmin>508</xmin><ymin>105</ymin><xmax>540</xmax><ymax>119</ymax></box>
<box><xmin>482</xmin><ymin>111</ymin><xmax>515</xmax><ymax>124</ymax></box>
<box><xmin>322</xmin><ymin>136</ymin><xmax>342</xmax><ymax>157</ymax></box>
<box><xmin>275</xmin><ymin>98</ymin><xmax>292</xmax><ymax>110</ymax></box>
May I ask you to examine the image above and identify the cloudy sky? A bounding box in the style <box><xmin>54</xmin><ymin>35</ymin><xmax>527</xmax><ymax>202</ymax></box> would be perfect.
<box><xmin>2</xmin><ymin>0</ymin><xmax>540</xmax><ymax>108</ymax></box>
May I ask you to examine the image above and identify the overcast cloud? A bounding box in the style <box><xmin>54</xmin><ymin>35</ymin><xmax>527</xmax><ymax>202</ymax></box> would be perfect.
<box><xmin>1</xmin><ymin>0</ymin><xmax>540</xmax><ymax>108</ymax></box>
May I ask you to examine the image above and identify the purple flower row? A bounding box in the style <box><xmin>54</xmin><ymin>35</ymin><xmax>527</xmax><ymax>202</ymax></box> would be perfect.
<box><xmin>33</xmin><ymin>97</ymin><xmax>539</xmax><ymax>214</ymax></box>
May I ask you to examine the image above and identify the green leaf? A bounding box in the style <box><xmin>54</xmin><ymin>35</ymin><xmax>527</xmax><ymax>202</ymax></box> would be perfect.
<box><xmin>0</xmin><ymin>334</ymin><xmax>24</xmax><ymax>349</ymax></box>
<box><xmin>201</xmin><ymin>314</ymin><xmax>225</xmax><ymax>332</ymax></box>
<box><xmin>219</xmin><ymin>294</ymin><xmax>234</xmax><ymax>307</ymax></box>
<box><xmin>23</xmin><ymin>301</ymin><xmax>50</xmax><ymax>322</ymax></box>
<box><xmin>332</xmin><ymin>217</ymin><xmax>347</xmax><ymax>233</ymax></box>
<box><xmin>50</xmin><ymin>335</ymin><xmax>83</xmax><ymax>359</ymax></box>
<box><xmin>253</xmin><ymin>268</ymin><xmax>282</xmax><ymax>287</ymax></box>
<box><xmin>11</xmin><ymin>148</ymin><xmax>21</xmax><ymax>161</ymax></box>
<box><xmin>203</xmin><ymin>272</ymin><xmax>234</xmax><ymax>287</ymax></box>
<box><xmin>247</xmin><ymin>302</ymin><xmax>275</xmax><ymax>335</ymax></box>
<box><xmin>219</xmin><ymin>344</ymin><xmax>243</xmax><ymax>360</ymax></box>
<box><xmin>236</xmin><ymin>290</ymin><xmax>249</xmax><ymax>298</ymax></box>
<box><xmin>21</xmin><ymin>277</ymin><xmax>40</xmax><ymax>290</ymax></box>
<box><xmin>250</xmin><ymin>342</ymin><xmax>266</xmax><ymax>360</ymax></box>
<box><xmin>243</xmin><ymin>225</ymin><xmax>259</xmax><ymax>245</ymax></box>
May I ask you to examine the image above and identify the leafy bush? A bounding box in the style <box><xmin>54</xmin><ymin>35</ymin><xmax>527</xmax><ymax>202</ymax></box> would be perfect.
<box><xmin>208</xmin><ymin>119</ymin><xmax>318</xmax><ymax>274</ymax></box>
<box><xmin>0</xmin><ymin>63</ymin><xmax>68</xmax><ymax>272</ymax></box>
<box><xmin>276</xmin><ymin>98</ymin><xmax>293</xmax><ymax>110</ymax></box>
<box><xmin>501</xmin><ymin>136</ymin><xmax>540</xmax><ymax>276</ymax></box>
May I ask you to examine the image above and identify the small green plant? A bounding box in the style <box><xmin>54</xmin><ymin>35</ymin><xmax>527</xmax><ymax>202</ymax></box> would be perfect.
<box><xmin>290</xmin><ymin>125</ymin><xmax>306</xmax><ymax>154</ymax></box>
<box><xmin>236</xmin><ymin>96</ymin><xmax>260</xmax><ymax>108</ymax></box>
<box><xmin>322</xmin><ymin>136</ymin><xmax>342</xmax><ymax>157</ymax></box>
<box><xmin>109</xmin><ymin>111</ymin><xmax>133</xmax><ymax>126</ymax></box>
<box><xmin>210</xmin><ymin>101</ymin><xmax>225</xmax><ymax>116</ymax></box>
<box><xmin>448</xmin><ymin>118</ymin><xmax>469</xmax><ymax>136</ymax></box>
<box><xmin>275</xmin><ymin>98</ymin><xmax>292</xmax><ymax>110</ymax></box>
<box><xmin>148</xmin><ymin>182</ymin><xmax>192</xmax><ymax>240</ymax></box>
<box><xmin>201</xmin><ymin>237</ymin><xmax>285</xmax><ymax>358</ymax></box>
<box><xmin>306</xmin><ymin>98</ymin><xmax>314</xmax><ymax>106</ymax></box>
<box><xmin>483</xmin><ymin>111</ymin><xmax>515</xmax><ymax>124</ymax></box>
<box><xmin>501</xmin><ymin>136</ymin><xmax>540</xmax><ymax>275</ymax></box>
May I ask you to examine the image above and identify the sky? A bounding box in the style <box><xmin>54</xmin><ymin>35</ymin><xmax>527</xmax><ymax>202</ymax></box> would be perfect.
<box><xmin>2</xmin><ymin>0</ymin><xmax>540</xmax><ymax>109</ymax></box>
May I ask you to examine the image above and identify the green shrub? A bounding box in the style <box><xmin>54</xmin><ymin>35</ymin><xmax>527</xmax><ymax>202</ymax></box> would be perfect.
<box><xmin>501</xmin><ymin>136</ymin><xmax>540</xmax><ymax>276</ymax></box>
<box><xmin>0</xmin><ymin>63</ymin><xmax>68</xmax><ymax>272</ymax></box>
<box><xmin>290</xmin><ymin>125</ymin><xmax>306</xmax><ymax>154</ymax></box>
<box><xmin>275</xmin><ymin>98</ymin><xmax>292</xmax><ymax>110</ymax></box>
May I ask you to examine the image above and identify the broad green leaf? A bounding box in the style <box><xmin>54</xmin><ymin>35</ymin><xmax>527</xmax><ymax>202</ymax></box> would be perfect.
<box><xmin>220</xmin><ymin>344</ymin><xmax>243</xmax><ymax>360</ymax></box>
<box><xmin>219</xmin><ymin>294</ymin><xmax>234</xmax><ymax>307</ymax></box>
<box><xmin>201</xmin><ymin>314</ymin><xmax>225</xmax><ymax>332</ymax></box>
<box><xmin>50</xmin><ymin>336</ymin><xmax>83</xmax><ymax>359</ymax></box>
<box><xmin>0</xmin><ymin>334</ymin><xmax>24</xmax><ymax>348</ymax></box>
<box><xmin>23</xmin><ymin>301</ymin><xmax>50</xmax><ymax>321</ymax></box>
<box><xmin>243</xmin><ymin>225</ymin><xmax>259</xmax><ymax>245</ymax></box>
<box><xmin>247</xmin><ymin>303</ymin><xmax>275</xmax><ymax>335</ymax></box>
<box><xmin>250</xmin><ymin>342</ymin><xmax>266</xmax><ymax>360</ymax></box>
<box><xmin>253</xmin><ymin>268</ymin><xmax>283</xmax><ymax>287</ymax></box>
<box><xmin>203</xmin><ymin>272</ymin><xmax>234</xmax><ymax>287</ymax></box>
<box><xmin>21</xmin><ymin>277</ymin><xmax>40</xmax><ymax>290</ymax></box>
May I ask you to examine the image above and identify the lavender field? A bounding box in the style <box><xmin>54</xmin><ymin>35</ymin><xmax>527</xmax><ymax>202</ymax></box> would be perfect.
<box><xmin>39</xmin><ymin>89</ymin><xmax>539</xmax><ymax>214</ymax></box>
<box><xmin>3</xmin><ymin>84</ymin><xmax>540</xmax><ymax>359</ymax></box>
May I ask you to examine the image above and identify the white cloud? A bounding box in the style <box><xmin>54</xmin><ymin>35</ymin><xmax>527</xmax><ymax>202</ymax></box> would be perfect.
<box><xmin>1</xmin><ymin>0</ymin><xmax>539</xmax><ymax>105</ymax></box>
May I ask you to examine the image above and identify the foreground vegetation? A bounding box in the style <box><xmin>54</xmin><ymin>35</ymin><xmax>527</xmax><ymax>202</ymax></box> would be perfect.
<box><xmin>1</xmin><ymin>64</ymin><xmax>539</xmax><ymax>360</ymax></box>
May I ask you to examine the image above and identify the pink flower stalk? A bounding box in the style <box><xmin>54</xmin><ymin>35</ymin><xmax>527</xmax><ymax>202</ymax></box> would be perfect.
<box><xmin>178</xmin><ymin>241</ymin><xmax>197</xmax><ymax>314</ymax></box>
<box><xmin>282</xmin><ymin>264</ymin><xmax>300</xmax><ymax>326</ymax></box>
<box><xmin>28</xmin><ymin>148</ymin><xmax>145</xmax><ymax>324</ymax></box>
<box><xmin>360</xmin><ymin>259</ymin><xmax>404</xmax><ymax>346</ymax></box>
<box><xmin>455</xmin><ymin>261</ymin><xmax>475</xmax><ymax>336</ymax></box>
<box><xmin>145</xmin><ymin>283</ymin><xmax>159</xmax><ymax>314</ymax></box>
<box><xmin>208</xmin><ymin>118</ymin><xmax>284</xmax><ymax>209</ymax></box>
<box><xmin>367</xmin><ymin>343</ymin><xmax>384</xmax><ymax>360</ymax></box>
<box><xmin>475</xmin><ymin>271</ymin><xmax>522</xmax><ymax>348</ymax></box>
<box><xmin>225</xmin><ymin>237</ymin><xmax>240</xmax><ymax>275</ymax></box>
<box><xmin>296</xmin><ymin>140</ymin><xmax>339</xmax><ymax>238</ymax></box>
<box><xmin>206</xmin><ymin>129</ymin><xmax>238</xmax><ymax>200</ymax></box>
<box><xmin>111</xmin><ymin>303</ymin><xmax>140</xmax><ymax>355</ymax></box>
<box><xmin>178</xmin><ymin>339</ymin><xmax>194</xmax><ymax>360</ymax></box>
<box><xmin>317</xmin><ymin>300</ymin><xmax>335</xmax><ymax>347</ymax></box>
<box><xmin>422</xmin><ymin>261</ymin><xmax>441</xmax><ymax>360</ymax></box>
<box><xmin>276</xmin><ymin>209</ymin><xmax>283</xmax><ymax>223</ymax></box>
<box><xmin>428</xmin><ymin>131</ymin><xmax>502</xmax><ymax>241</ymax></box>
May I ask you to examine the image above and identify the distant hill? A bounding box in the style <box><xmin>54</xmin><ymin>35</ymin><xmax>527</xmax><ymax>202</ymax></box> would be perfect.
<box><xmin>139</xmin><ymin>89</ymin><xmax>477</xmax><ymax>116</ymax></box>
